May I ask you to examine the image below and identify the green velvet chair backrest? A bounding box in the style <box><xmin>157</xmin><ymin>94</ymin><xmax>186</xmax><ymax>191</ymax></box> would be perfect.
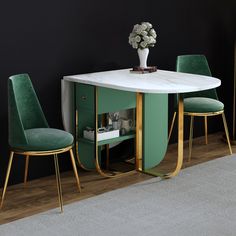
<box><xmin>176</xmin><ymin>55</ymin><xmax>219</xmax><ymax>100</ymax></box>
<box><xmin>8</xmin><ymin>74</ymin><xmax>49</xmax><ymax>147</ymax></box>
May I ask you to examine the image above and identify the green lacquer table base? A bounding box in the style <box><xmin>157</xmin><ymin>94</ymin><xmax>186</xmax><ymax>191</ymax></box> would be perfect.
<box><xmin>74</xmin><ymin>83</ymin><xmax>184</xmax><ymax>178</ymax></box>
<box><xmin>137</xmin><ymin>93</ymin><xmax>184</xmax><ymax>179</ymax></box>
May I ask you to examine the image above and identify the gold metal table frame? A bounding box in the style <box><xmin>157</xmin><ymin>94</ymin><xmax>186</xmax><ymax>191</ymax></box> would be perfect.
<box><xmin>66</xmin><ymin>69</ymin><xmax>221</xmax><ymax>179</ymax></box>
<box><xmin>75</xmin><ymin>88</ymin><xmax>184</xmax><ymax>179</ymax></box>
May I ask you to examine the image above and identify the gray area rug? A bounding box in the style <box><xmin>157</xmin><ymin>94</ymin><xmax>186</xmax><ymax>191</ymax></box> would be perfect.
<box><xmin>1</xmin><ymin>155</ymin><xmax>236</xmax><ymax>236</ymax></box>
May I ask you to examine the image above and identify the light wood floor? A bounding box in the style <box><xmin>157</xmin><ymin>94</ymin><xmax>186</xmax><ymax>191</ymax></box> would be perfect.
<box><xmin>0</xmin><ymin>132</ymin><xmax>233</xmax><ymax>225</ymax></box>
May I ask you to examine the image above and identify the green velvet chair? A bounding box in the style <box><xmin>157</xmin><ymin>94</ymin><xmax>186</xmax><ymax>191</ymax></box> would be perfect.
<box><xmin>168</xmin><ymin>55</ymin><xmax>232</xmax><ymax>161</ymax></box>
<box><xmin>1</xmin><ymin>74</ymin><xmax>81</xmax><ymax>212</ymax></box>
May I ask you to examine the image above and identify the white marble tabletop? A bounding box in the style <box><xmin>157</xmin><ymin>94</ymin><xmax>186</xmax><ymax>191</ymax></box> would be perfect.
<box><xmin>63</xmin><ymin>68</ymin><xmax>221</xmax><ymax>94</ymax></box>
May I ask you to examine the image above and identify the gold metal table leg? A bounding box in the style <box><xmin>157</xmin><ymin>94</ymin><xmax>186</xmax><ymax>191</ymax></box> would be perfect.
<box><xmin>163</xmin><ymin>94</ymin><xmax>184</xmax><ymax>178</ymax></box>
<box><xmin>136</xmin><ymin>92</ymin><xmax>143</xmax><ymax>171</ymax></box>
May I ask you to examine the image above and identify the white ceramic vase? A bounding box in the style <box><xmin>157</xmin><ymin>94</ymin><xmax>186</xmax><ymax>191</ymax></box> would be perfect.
<box><xmin>137</xmin><ymin>48</ymin><xmax>149</xmax><ymax>68</ymax></box>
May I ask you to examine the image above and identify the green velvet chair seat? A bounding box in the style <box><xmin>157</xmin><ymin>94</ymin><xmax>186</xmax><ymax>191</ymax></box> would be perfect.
<box><xmin>184</xmin><ymin>97</ymin><xmax>224</xmax><ymax>113</ymax></box>
<box><xmin>14</xmin><ymin>128</ymin><xmax>74</xmax><ymax>151</ymax></box>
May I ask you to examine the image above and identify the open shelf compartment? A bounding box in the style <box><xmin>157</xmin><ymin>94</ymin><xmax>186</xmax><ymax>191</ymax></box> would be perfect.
<box><xmin>79</xmin><ymin>131</ymin><xmax>135</xmax><ymax>146</ymax></box>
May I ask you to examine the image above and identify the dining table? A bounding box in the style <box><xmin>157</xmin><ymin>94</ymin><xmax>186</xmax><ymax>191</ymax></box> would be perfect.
<box><xmin>63</xmin><ymin>68</ymin><xmax>221</xmax><ymax>178</ymax></box>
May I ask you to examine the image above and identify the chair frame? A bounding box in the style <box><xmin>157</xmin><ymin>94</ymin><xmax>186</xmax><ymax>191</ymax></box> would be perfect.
<box><xmin>0</xmin><ymin>145</ymin><xmax>81</xmax><ymax>212</ymax></box>
<box><xmin>168</xmin><ymin>110</ymin><xmax>232</xmax><ymax>161</ymax></box>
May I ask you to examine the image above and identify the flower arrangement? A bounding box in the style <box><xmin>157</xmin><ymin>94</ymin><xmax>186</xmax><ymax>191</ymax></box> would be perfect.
<box><xmin>128</xmin><ymin>22</ymin><xmax>157</xmax><ymax>49</ymax></box>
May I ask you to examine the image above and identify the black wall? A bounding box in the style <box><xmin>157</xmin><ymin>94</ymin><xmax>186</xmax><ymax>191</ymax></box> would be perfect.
<box><xmin>0</xmin><ymin>0</ymin><xmax>235</xmax><ymax>186</ymax></box>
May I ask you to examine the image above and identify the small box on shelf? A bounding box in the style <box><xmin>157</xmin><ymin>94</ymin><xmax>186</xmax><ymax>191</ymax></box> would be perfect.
<box><xmin>83</xmin><ymin>128</ymin><xmax>119</xmax><ymax>141</ymax></box>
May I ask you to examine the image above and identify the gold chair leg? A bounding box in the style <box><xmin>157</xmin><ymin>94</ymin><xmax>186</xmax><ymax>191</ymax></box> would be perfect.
<box><xmin>69</xmin><ymin>149</ymin><xmax>81</xmax><ymax>192</ymax></box>
<box><xmin>0</xmin><ymin>151</ymin><xmax>14</xmax><ymax>209</ymax></box>
<box><xmin>188</xmin><ymin>116</ymin><xmax>194</xmax><ymax>162</ymax></box>
<box><xmin>24</xmin><ymin>155</ymin><xmax>30</xmax><ymax>186</ymax></box>
<box><xmin>168</xmin><ymin>112</ymin><xmax>176</xmax><ymax>142</ymax></box>
<box><xmin>222</xmin><ymin>113</ymin><xmax>233</xmax><ymax>155</ymax></box>
<box><xmin>204</xmin><ymin>116</ymin><xmax>208</xmax><ymax>145</ymax></box>
<box><xmin>54</xmin><ymin>154</ymin><xmax>63</xmax><ymax>213</ymax></box>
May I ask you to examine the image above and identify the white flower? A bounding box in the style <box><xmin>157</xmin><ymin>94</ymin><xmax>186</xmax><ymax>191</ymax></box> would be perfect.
<box><xmin>129</xmin><ymin>22</ymin><xmax>157</xmax><ymax>49</ymax></box>
<box><xmin>140</xmin><ymin>41</ymin><xmax>147</xmax><ymax>48</ymax></box>
<box><xmin>129</xmin><ymin>32</ymin><xmax>137</xmax><ymax>45</ymax></box>
<box><xmin>142</xmin><ymin>22</ymin><xmax>152</xmax><ymax>30</ymax></box>
<box><xmin>149</xmin><ymin>36</ymin><xmax>156</xmax><ymax>44</ymax></box>
<box><xmin>140</xmin><ymin>23</ymin><xmax>147</xmax><ymax>31</ymax></box>
<box><xmin>135</xmin><ymin>25</ymin><xmax>144</xmax><ymax>34</ymax></box>
<box><xmin>132</xmin><ymin>42</ymin><xmax>138</xmax><ymax>49</ymax></box>
<box><xmin>133</xmin><ymin>24</ymin><xmax>139</xmax><ymax>31</ymax></box>
<box><xmin>141</xmin><ymin>31</ymin><xmax>148</xmax><ymax>36</ymax></box>
<box><xmin>143</xmin><ymin>36</ymin><xmax>150</xmax><ymax>42</ymax></box>
<box><xmin>128</xmin><ymin>36</ymin><xmax>133</xmax><ymax>44</ymax></box>
<box><xmin>135</xmin><ymin>35</ymin><xmax>141</xmax><ymax>42</ymax></box>
<box><xmin>150</xmin><ymin>29</ymin><xmax>157</xmax><ymax>38</ymax></box>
